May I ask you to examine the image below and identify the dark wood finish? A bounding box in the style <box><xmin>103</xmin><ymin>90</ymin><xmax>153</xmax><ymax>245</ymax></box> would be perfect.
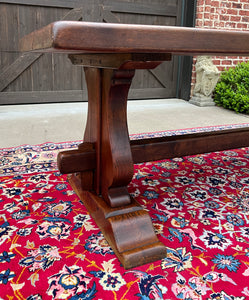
<box><xmin>68</xmin><ymin>173</ymin><xmax>166</xmax><ymax>269</ymax></box>
<box><xmin>69</xmin><ymin>53</ymin><xmax>171</xmax><ymax>69</ymax></box>
<box><xmin>0</xmin><ymin>0</ymin><xmax>82</xmax><ymax>8</ymax></box>
<box><xmin>131</xmin><ymin>127</ymin><xmax>249</xmax><ymax>163</ymax></box>
<box><xmin>82</xmin><ymin>67</ymin><xmax>102</xmax><ymax>193</ymax></box>
<box><xmin>20</xmin><ymin>20</ymin><xmax>249</xmax><ymax>268</ymax></box>
<box><xmin>60</xmin><ymin>56</ymin><xmax>169</xmax><ymax>266</ymax></box>
<box><xmin>20</xmin><ymin>21</ymin><xmax>249</xmax><ymax>55</ymax></box>
<box><xmin>100</xmin><ymin>68</ymin><xmax>135</xmax><ymax>208</ymax></box>
<box><xmin>57</xmin><ymin>143</ymin><xmax>96</xmax><ymax>174</ymax></box>
<box><xmin>58</xmin><ymin>127</ymin><xmax>249</xmax><ymax>175</ymax></box>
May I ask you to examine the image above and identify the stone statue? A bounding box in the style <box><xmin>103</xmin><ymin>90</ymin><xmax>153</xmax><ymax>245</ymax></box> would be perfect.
<box><xmin>190</xmin><ymin>56</ymin><xmax>220</xmax><ymax>106</ymax></box>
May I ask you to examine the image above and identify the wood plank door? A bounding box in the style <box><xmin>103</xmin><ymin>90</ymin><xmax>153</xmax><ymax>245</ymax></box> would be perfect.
<box><xmin>95</xmin><ymin>0</ymin><xmax>183</xmax><ymax>100</ymax></box>
<box><xmin>0</xmin><ymin>1</ymin><xmax>86</xmax><ymax>104</ymax></box>
<box><xmin>0</xmin><ymin>0</ymin><xmax>191</xmax><ymax>105</ymax></box>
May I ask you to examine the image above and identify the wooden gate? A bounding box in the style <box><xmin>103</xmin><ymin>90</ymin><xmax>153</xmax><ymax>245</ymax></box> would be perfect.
<box><xmin>0</xmin><ymin>0</ymin><xmax>193</xmax><ymax>105</ymax></box>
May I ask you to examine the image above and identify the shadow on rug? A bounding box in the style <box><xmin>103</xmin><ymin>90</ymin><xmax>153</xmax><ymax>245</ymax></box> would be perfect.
<box><xmin>1</xmin><ymin>125</ymin><xmax>249</xmax><ymax>300</ymax></box>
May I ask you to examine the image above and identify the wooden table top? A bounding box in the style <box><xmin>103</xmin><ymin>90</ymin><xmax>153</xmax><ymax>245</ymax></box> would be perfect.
<box><xmin>19</xmin><ymin>21</ymin><xmax>249</xmax><ymax>56</ymax></box>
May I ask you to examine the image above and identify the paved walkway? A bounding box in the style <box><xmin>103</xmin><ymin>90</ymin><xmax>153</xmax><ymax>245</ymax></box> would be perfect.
<box><xmin>1</xmin><ymin>99</ymin><xmax>249</xmax><ymax>148</ymax></box>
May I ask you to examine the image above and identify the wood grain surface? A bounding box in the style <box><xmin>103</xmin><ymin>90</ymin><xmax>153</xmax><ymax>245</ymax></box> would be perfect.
<box><xmin>20</xmin><ymin>21</ymin><xmax>249</xmax><ymax>55</ymax></box>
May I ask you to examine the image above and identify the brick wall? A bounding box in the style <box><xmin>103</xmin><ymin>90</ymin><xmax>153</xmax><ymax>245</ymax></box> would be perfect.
<box><xmin>191</xmin><ymin>0</ymin><xmax>249</xmax><ymax>95</ymax></box>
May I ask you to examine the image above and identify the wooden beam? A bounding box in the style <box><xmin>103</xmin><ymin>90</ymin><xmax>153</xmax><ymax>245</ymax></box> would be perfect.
<box><xmin>61</xmin><ymin>7</ymin><xmax>83</xmax><ymax>21</ymax></box>
<box><xmin>102</xmin><ymin>9</ymin><xmax>120</xmax><ymax>23</ymax></box>
<box><xmin>69</xmin><ymin>53</ymin><xmax>171</xmax><ymax>69</ymax></box>
<box><xmin>0</xmin><ymin>89</ymin><xmax>168</xmax><ymax>105</ymax></box>
<box><xmin>57</xmin><ymin>127</ymin><xmax>249</xmax><ymax>174</ymax></box>
<box><xmin>150</xmin><ymin>64</ymin><xmax>169</xmax><ymax>88</ymax></box>
<box><xmin>104</xmin><ymin>1</ymin><xmax>177</xmax><ymax>17</ymax></box>
<box><xmin>19</xmin><ymin>21</ymin><xmax>249</xmax><ymax>55</ymax></box>
<box><xmin>131</xmin><ymin>127</ymin><xmax>249</xmax><ymax>163</ymax></box>
<box><xmin>128</xmin><ymin>88</ymin><xmax>169</xmax><ymax>99</ymax></box>
<box><xmin>0</xmin><ymin>0</ymin><xmax>82</xmax><ymax>8</ymax></box>
<box><xmin>0</xmin><ymin>53</ymin><xmax>42</xmax><ymax>92</ymax></box>
<box><xmin>0</xmin><ymin>90</ymin><xmax>87</xmax><ymax>105</ymax></box>
<box><xmin>57</xmin><ymin>146</ymin><xmax>96</xmax><ymax>174</ymax></box>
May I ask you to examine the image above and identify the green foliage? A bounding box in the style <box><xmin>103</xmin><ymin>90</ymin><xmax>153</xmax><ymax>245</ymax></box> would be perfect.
<box><xmin>214</xmin><ymin>61</ymin><xmax>249</xmax><ymax>113</ymax></box>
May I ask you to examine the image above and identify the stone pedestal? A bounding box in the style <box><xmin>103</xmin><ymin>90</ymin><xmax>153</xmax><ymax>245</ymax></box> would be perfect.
<box><xmin>189</xmin><ymin>96</ymin><xmax>216</xmax><ymax>107</ymax></box>
<box><xmin>190</xmin><ymin>56</ymin><xmax>220</xmax><ymax>107</ymax></box>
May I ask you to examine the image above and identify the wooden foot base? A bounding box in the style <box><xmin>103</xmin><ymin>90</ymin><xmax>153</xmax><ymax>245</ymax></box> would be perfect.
<box><xmin>68</xmin><ymin>174</ymin><xmax>166</xmax><ymax>269</ymax></box>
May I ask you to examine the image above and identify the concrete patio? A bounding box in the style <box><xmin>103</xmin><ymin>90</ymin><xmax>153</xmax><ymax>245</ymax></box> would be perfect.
<box><xmin>1</xmin><ymin>98</ymin><xmax>249</xmax><ymax>148</ymax></box>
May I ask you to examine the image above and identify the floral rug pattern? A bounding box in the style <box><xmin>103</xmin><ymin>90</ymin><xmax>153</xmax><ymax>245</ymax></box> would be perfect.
<box><xmin>1</xmin><ymin>125</ymin><xmax>249</xmax><ymax>299</ymax></box>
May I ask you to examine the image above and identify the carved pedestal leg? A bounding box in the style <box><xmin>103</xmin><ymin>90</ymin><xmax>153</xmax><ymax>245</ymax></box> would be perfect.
<box><xmin>81</xmin><ymin>67</ymin><xmax>102</xmax><ymax>193</ymax></box>
<box><xmin>100</xmin><ymin>69</ymin><xmax>135</xmax><ymax>208</ymax></box>
<box><xmin>58</xmin><ymin>66</ymin><xmax>166</xmax><ymax>269</ymax></box>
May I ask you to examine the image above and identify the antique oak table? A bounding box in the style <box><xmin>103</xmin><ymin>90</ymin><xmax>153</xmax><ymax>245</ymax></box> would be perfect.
<box><xmin>20</xmin><ymin>21</ymin><xmax>249</xmax><ymax>269</ymax></box>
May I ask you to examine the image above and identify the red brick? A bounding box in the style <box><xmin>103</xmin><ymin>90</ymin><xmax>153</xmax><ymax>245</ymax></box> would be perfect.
<box><xmin>232</xmin><ymin>60</ymin><xmax>241</xmax><ymax>66</ymax></box>
<box><xmin>211</xmin><ymin>1</ymin><xmax>220</xmax><ymax>7</ymax></box>
<box><xmin>195</xmin><ymin>20</ymin><xmax>204</xmax><ymax>27</ymax></box>
<box><xmin>217</xmin><ymin>66</ymin><xmax>224</xmax><ymax>72</ymax></box>
<box><xmin>216</xmin><ymin>8</ymin><xmax>226</xmax><ymax>14</ymax></box>
<box><xmin>221</xmin><ymin>1</ymin><xmax>231</xmax><ymax>8</ymax></box>
<box><xmin>196</xmin><ymin>6</ymin><xmax>204</xmax><ymax>12</ymax></box>
<box><xmin>239</xmin><ymin>10</ymin><xmax>249</xmax><ymax>16</ymax></box>
<box><xmin>204</xmin><ymin>20</ymin><xmax>213</xmax><ymax>27</ymax></box>
<box><xmin>227</xmin><ymin>9</ymin><xmax>238</xmax><ymax>15</ymax></box>
<box><xmin>196</xmin><ymin>12</ymin><xmax>204</xmax><ymax>19</ymax></box>
<box><xmin>213</xmin><ymin>21</ymin><xmax>225</xmax><ymax>28</ymax></box>
<box><xmin>212</xmin><ymin>59</ymin><xmax>221</xmax><ymax>65</ymax></box>
<box><xmin>229</xmin><ymin>56</ymin><xmax>239</xmax><ymax>60</ymax></box>
<box><xmin>233</xmin><ymin>3</ymin><xmax>242</xmax><ymax>9</ymax></box>
<box><xmin>237</xmin><ymin>23</ymin><xmax>248</xmax><ymax>29</ymax></box>
<box><xmin>205</xmin><ymin>5</ymin><xmax>211</xmax><ymax>12</ymax></box>
<box><xmin>242</xmin><ymin>16</ymin><xmax>249</xmax><ymax>22</ymax></box>
<box><xmin>225</xmin><ymin>22</ymin><xmax>236</xmax><ymax>29</ymax></box>
<box><xmin>230</xmin><ymin>16</ymin><xmax>241</xmax><ymax>22</ymax></box>
<box><xmin>197</xmin><ymin>0</ymin><xmax>204</xmax><ymax>6</ymax></box>
<box><xmin>210</xmin><ymin>14</ymin><xmax>219</xmax><ymax>20</ymax></box>
<box><xmin>221</xmin><ymin>60</ymin><xmax>232</xmax><ymax>65</ymax></box>
<box><xmin>220</xmin><ymin>15</ymin><xmax>229</xmax><ymax>21</ymax></box>
<box><xmin>204</xmin><ymin>12</ymin><xmax>211</xmax><ymax>19</ymax></box>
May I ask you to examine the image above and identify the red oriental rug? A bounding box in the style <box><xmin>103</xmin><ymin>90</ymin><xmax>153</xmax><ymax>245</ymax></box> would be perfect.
<box><xmin>1</xmin><ymin>125</ymin><xmax>249</xmax><ymax>300</ymax></box>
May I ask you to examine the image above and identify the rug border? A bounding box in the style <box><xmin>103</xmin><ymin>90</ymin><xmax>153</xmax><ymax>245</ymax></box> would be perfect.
<box><xmin>1</xmin><ymin>123</ymin><xmax>249</xmax><ymax>151</ymax></box>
